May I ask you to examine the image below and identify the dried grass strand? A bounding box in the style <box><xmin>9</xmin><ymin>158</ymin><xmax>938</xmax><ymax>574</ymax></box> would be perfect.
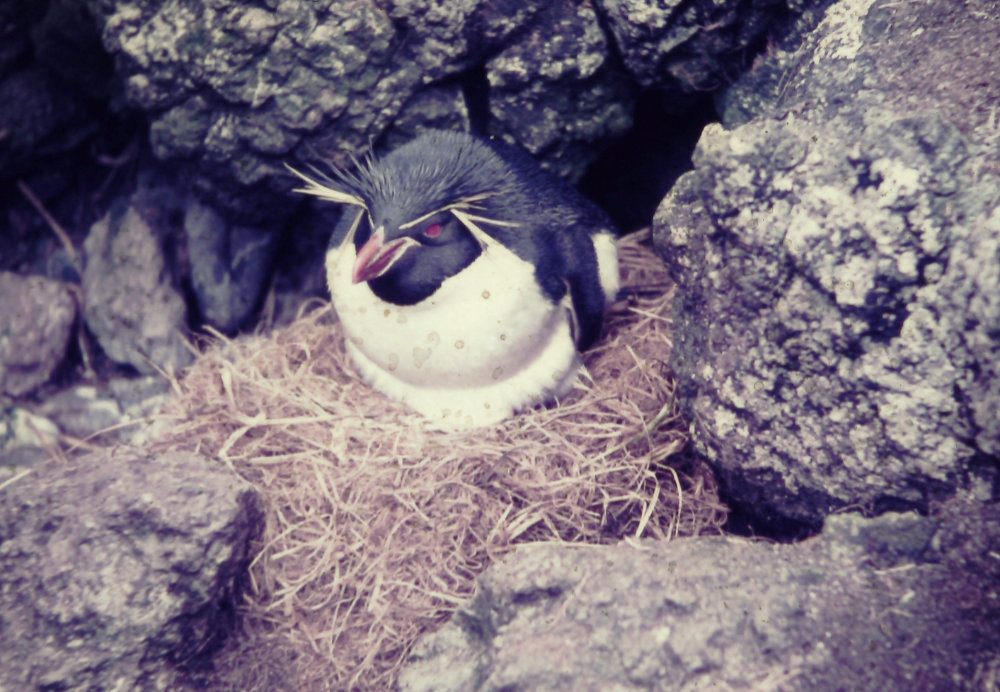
<box><xmin>147</xmin><ymin>229</ymin><xmax>727</xmax><ymax>691</ymax></box>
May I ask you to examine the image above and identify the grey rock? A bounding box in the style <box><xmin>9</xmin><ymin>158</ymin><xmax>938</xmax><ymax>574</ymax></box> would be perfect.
<box><xmin>85</xmin><ymin>0</ymin><xmax>634</xmax><ymax>218</ymax></box>
<box><xmin>486</xmin><ymin>1</ymin><xmax>635</xmax><ymax>182</ymax></box>
<box><xmin>719</xmin><ymin>0</ymin><xmax>1000</xmax><ymax>150</ymax></box>
<box><xmin>652</xmin><ymin>0</ymin><xmax>1000</xmax><ymax>523</ymax></box>
<box><xmin>0</xmin><ymin>271</ymin><xmax>76</xmax><ymax>397</ymax></box>
<box><xmin>400</xmin><ymin>497</ymin><xmax>1000</xmax><ymax>691</ymax></box>
<box><xmin>109</xmin><ymin>375</ymin><xmax>176</xmax><ymax>446</ymax></box>
<box><xmin>35</xmin><ymin>385</ymin><xmax>124</xmax><ymax>440</ymax></box>
<box><xmin>83</xmin><ymin>184</ymin><xmax>193</xmax><ymax>376</ymax></box>
<box><xmin>109</xmin><ymin>374</ymin><xmax>172</xmax><ymax>417</ymax></box>
<box><xmin>24</xmin><ymin>378</ymin><xmax>173</xmax><ymax>450</ymax></box>
<box><xmin>597</xmin><ymin>0</ymin><xmax>830</xmax><ymax>96</ymax></box>
<box><xmin>91</xmin><ymin>0</ymin><xmax>523</xmax><ymax>176</ymax></box>
<box><xmin>184</xmin><ymin>198</ymin><xmax>275</xmax><ymax>332</ymax></box>
<box><xmin>381</xmin><ymin>83</ymin><xmax>471</xmax><ymax>152</ymax></box>
<box><xmin>0</xmin><ymin>407</ymin><xmax>60</xmax><ymax>468</ymax></box>
<box><xmin>0</xmin><ymin>449</ymin><xmax>263</xmax><ymax>691</ymax></box>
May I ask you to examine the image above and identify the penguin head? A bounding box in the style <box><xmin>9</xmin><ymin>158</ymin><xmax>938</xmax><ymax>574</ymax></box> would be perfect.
<box><xmin>352</xmin><ymin>206</ymin><xmax>482</xmax><ymax>306</ymax></box>
<box><xmin>289</xmin><ymin>131</ymin><xmax>521</xmax><ymax>306</ymax></box>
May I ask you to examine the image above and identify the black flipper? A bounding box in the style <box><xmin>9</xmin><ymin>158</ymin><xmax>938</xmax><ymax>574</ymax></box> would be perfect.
<box><xmin>534</xmin><ymin>224</ymin><xmax>607</xmax><ymax>350</ymax></box>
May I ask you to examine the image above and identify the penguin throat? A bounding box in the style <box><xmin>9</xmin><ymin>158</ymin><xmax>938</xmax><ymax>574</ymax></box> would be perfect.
<box><xmin>367</xmin><ymin>237</ymin><xmax>482</xmax><ymax>306</ymax></box>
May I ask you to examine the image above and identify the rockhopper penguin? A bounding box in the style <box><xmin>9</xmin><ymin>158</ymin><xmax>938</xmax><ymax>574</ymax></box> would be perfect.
<box><xmin>289</xmin><ymin>130</ymin><xmax>619</xmax><ymax>427</ymax></box>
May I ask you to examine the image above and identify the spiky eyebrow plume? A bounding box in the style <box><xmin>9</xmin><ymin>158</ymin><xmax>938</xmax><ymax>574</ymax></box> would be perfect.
<box><xmin>285</xmin><ymin>163</ymin><xmax>368</xmax><ymax>208</ymax></box>
<box><xmin>397</xmin><ymin>192</ymin><xmax>517</xmax><ymax>230</ymax></box>
<box><xmin>449</xmin><ymin>208</ymin><xmax>524</xmax><ymax>251</ymax></box>
<box><xmin>288</xmin><ymin>135</ymin><xmax>524</xmax><ymax>251</ymax></box>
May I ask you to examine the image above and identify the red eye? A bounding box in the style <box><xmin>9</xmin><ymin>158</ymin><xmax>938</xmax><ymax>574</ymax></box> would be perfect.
<box><xmin>425</xmin><ymin>223</ymin><xmax>443</xmax><ymax>238</ymax></box>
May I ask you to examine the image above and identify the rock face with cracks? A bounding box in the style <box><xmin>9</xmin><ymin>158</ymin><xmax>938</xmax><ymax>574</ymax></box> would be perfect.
<box><xmin>84</xmin><ymin>0</ymin><xmax>634</xmax><ymax>215</ymax></box>
<box><xmin>599</xmin><ymin>0</ymin><xmax>831</xmax><ymax>96</ymax></box>
<box><xmin>80</xmin><ymin>0</ymin><xmax>828</xmax><ymax>217</ymax></box>
<box><xmin>400</xmin><ymin>497</ymin><xmax>1000</xmax><ymax>691</ymax></box>
<box><xmin>0</xmin><ymin>450</ymin><xmax>262</xmax><ymax>691</ymax></box>
<box><xmin>653</xmin><ymin>0</ymin><xmax>1000</xmax><ymax>525</ymax></box>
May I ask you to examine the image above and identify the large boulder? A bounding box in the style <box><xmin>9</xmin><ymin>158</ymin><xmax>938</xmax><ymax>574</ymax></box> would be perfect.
<box><xmin>599</xmin><ymin>0</ymin><xmax>831</xmax><ymax>97</ymax></box>
<box><xmin>0</xmin><ymin>449</ymin><xmax>262</xmax><ymax>690</ymax></box>
<box><xmin>653</xmin><ymin>0</ymin><xmax>1000</xmax><ymax>525</ymax></box>
<box><xmin>84</xmin><ymin>0</ymin><xmax>636</xmax><ymax>218</ymax></box>
<box><xmin>400</xmin><ymin>497</ymin><xmax>1000</xmax><ymax>691</ymax></box>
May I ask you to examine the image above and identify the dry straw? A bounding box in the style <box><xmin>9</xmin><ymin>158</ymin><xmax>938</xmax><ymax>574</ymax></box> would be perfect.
<box><xmin>150</xmin><ymin>230</ymin><xmax>727</xmax><ymax>690</ymax></box>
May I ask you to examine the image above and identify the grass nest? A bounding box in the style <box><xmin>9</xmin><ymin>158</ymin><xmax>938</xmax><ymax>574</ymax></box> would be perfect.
<box><xmin>148</xmin><ymin>230</ymin><xmax>727</xmax><ymax>690</ymax></box>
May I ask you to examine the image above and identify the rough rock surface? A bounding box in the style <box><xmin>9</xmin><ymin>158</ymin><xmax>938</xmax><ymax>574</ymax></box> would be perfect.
<box><xmin>0</xmin><ymin>449</ymin><xmax>262</xmax><ymax>691</ymax></box>
<box><xmin>85</xmin><ymin>0</ymin><xmax>634</xmax><ymax>215</ymax></box>
<box><xmin>653</xmin><ymin>0</ymin><xmax>1000</xmax><ymax>524</ymax></box>
<box><xmin>598</xmin><ymin>0</ymin><xmax>830</xmax><ymax>96</ymax></box>
<box><xmin>486</xmin><ymin>1</ymin><xmax>634</xmax><ymax>181</ymax></box>
<box><xmin>83</xmin><ymin>182</ymin><xmax>193</xmax><ymax>376</ymax></box>
<box><xmin>0</xmin><ymin>271</ymin><xmax>76</xmax><ymax>396</ymax></box>
<box><xmin>34</xmin><ymin>385</ymin><xmax>125</xmax><ymax>440</ymax></box>
<box><xmin>400</xmin><ymin>497</ymin><xmax>1000</xmax><ymax>691</ymax></box>
<box><xmin>184</xmin><ymin>199</ymin><xmax>275</xmax><ymax>332</ymax></box>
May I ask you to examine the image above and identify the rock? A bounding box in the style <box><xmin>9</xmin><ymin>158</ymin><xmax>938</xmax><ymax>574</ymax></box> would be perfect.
<box><xmin>486</xmin><ymin>1</ymin><xmax>635</xmax><ymax>181</ymax></box>
<box><xmin>24</xmin><ymin>378</ymin><xmax>172</xmax><ymax>449</ymax></box>
<box><xmin>109</xmin><ymin>375</ymin><xmax>176</xmax><ymax>446</ymax></box>
<box><xmin>82</xmin><ymin>183</ymin><xmax>193</xmax><ymax>377</ymax></box>
<box><xmin>184</xmin><ymin>198</ymin><xmax>275</xmax><ymax>332</ymax></box>
<box><xmin>400</xmin><ymin>496</ymin><xmax>1000</xmax><ymax>691</ymax></box>
<box><xmin>83</xmin><ymin>0</ymin><xmax>635</xmax><ymax>219</ymax></box>
<box><xmin>90</xmin><ymin>0</ymin><xmax>520</xmax><ymax>181</ymax></box>
<box><xmin>0</xmin><ymin>271</ymin><xmax>76</xmax><ymax>397</ymax></box>
<box><xmin>381</xmin><ymin>83</ymin><xmax>471</xmax><ymax>152</ymax></box>
<box><xmin>34</xmin><ymin>385</ymin><xmax>124</xmax><ymax>440</ymax></box>
<box><xmin>109</xmin><ymin>374</ymin><xmax>173</xmax><ymax>419</ymax></box>
<box><xmin>718</xmin><ymin>0</ymin><xmax>1000</xmax><ymax>147</ymax></box>
<box><xmin>0</xmin><ymin>449</ymin><xmax>263</xmax><ymax>691</ymax></box>
<box><xmin>652</xmin><ymin>0</ymin><xmax>1000</xmax><ymax>525</ymax></box>
<box><xmin>598</xmin><ymin>0</ymin><xmax>831</xmax><ymax>96</ymax></box>
<box><xmin>0</xmin><ymin>407</ymin><xmax>60</xmax><ymax>469</ymax></box>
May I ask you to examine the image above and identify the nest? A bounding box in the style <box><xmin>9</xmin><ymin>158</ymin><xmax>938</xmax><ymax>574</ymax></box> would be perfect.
<box><xmin>148</xmin><ymin>230</ymin><xmax>726</xmax><ymax>691</ymax></box>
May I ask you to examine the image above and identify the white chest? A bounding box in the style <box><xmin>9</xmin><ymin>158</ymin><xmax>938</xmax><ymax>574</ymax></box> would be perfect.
<box><xmin>325</xmin><ymin>237</ymin><xmax>579</xmax><ymax>426</ymax></box>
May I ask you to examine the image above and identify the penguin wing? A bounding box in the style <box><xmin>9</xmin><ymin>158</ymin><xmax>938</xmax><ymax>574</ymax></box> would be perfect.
<box><xmin>531</xmin><ymin>224</ymin><xmax>615</xmax><ymax>351</ymax></box>
<box><xmin>564</xmin><ymin>228</ymin><xmax>615</xmax><ymax>350</ymax></box>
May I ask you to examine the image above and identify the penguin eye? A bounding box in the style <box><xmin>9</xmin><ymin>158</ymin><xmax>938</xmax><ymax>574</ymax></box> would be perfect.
<box><xmin>424</xmin><ymin>223</ymin><xmax>444</xmax><ymax>238</ymax></box>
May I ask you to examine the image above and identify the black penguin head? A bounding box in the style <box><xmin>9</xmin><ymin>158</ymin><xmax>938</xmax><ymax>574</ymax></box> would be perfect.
<box><xmin>352</xmin><ymin>212</ymin><xmax>482</xmax><ymax>305</ymax></box>
<box><xmin>289</xmin><ymin>131</ymin><xmax>522</xmax><ymax>306</ymax></box>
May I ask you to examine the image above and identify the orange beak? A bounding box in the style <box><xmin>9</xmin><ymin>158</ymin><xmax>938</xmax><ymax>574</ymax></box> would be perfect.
<box><xmin>352</xmin><ymin>227</ymin><xmax>419</xmax><ymax>284</ymax></box>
